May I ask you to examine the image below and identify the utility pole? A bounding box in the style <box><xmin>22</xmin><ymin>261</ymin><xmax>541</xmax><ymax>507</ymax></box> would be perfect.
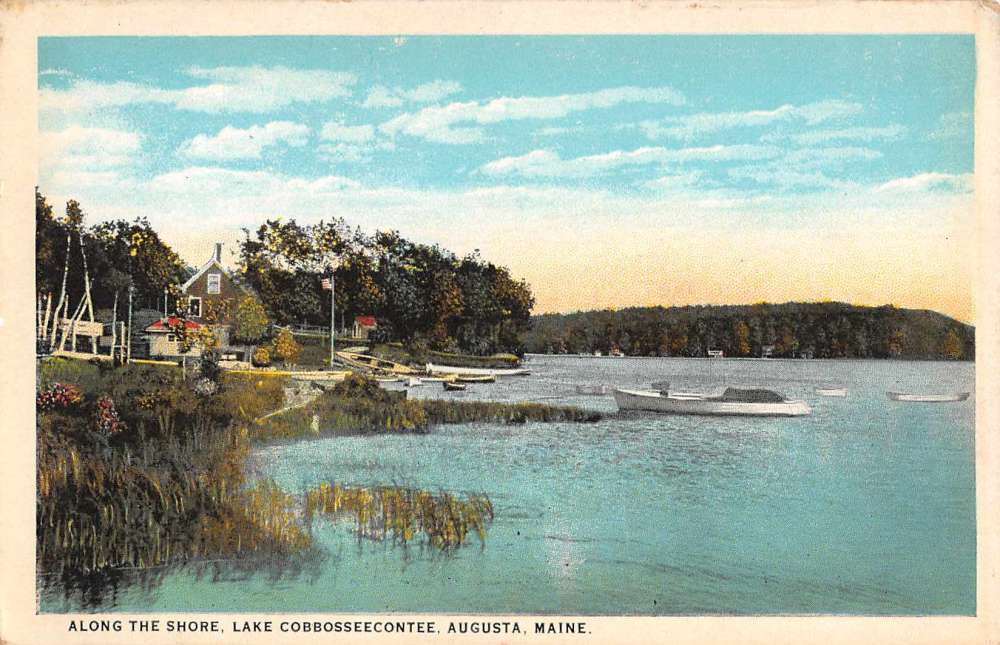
<box><xmin>127</xmin><ymin>283</ymin><xmax>133</xmax><ymax>364</ymax></box>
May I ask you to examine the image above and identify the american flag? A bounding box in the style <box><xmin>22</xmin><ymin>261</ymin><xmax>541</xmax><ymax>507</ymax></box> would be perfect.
<box><xmin>321</xmin><ymin>277</ymin><xmax>332</xmax><ymax>290</ymax></box>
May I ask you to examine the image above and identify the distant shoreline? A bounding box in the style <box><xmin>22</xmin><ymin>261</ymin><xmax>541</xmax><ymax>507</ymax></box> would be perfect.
<box><xmin>524</xmin><ymin>353</ymin><xmax>975</xmax><ymax>363</ymax></box>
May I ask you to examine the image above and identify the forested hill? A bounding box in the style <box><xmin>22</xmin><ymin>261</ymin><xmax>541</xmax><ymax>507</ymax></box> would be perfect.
<box><xmin>524</xmin><ymin>302</ymin><xmax>974</xmax><ymax>360</ymax></box>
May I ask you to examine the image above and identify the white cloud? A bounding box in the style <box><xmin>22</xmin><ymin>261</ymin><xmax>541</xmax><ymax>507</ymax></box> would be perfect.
<box><xmin>40</xmin><ymin>126</ymin><xmax>142</xmax><ymax>167</ymax></box>
<box><xmin>642</xmin><ymin>171</ymin><xmax>705</xmax><ymax>190</ymax></box>
<box><xmin>39</xmin><ymin>68</ymin><xmax>74</xmax><ymax>78</ymax></box>
<box><xmin>39</xmin><ymin>66</ymin><xmax>357</xmax><ymax>115</ymax></box>
<box><xmin>362</xmin><ymin>80</ymin><xmax>462</xmax><ymax>108</ymax></box>
<box><xmin>381</xmin><ymin>86</ymin><xmax>686</xmax><ymax>144</ymax></box>
<box><xmin>179</xmin><ymin>121</ymin><xmax>309</xmax><ymax>161</ymax></box>
<box><xmin>149</xmin><ymin>166</ymin><xmax>362</xmax><ymax>197</ymax></box>
<box><xmin>768</xmin><ymin>124</ymin><xmax>906</xmax><ymax>146</ymax></box>
<box><xmin>639</xmin><ymin>100</ymin><xmax>863</xmax><ymax>141</ymax></box>
<box><xmin>320</xmin><ymin>121</ymin><xmax>376</xmax><ymax>143</ymax></box>
<box><xmin>874</xmin><ymin>172</ymin><xmax>973</xmax><ymax>194</ymax></box>
<box><xmin>480</xmin><ymin>144</ymin><xmax>779</xmax><ymax>178</ymax></box>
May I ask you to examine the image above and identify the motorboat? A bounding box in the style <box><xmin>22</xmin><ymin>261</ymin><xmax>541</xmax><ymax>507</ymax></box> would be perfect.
<box><xmin>614</xmin><ymin>387</ymin><xmax>811</xmax><ymax>417</ymax></box>
<box><xmin>887</xmin><ymin>392</ymin><xmax>970</xmax><ymax>402</ymax></box>
<box><xmin>815</xmin><ymin>387</ymin><xmax>848</xmax><ymax>397</ymax></box>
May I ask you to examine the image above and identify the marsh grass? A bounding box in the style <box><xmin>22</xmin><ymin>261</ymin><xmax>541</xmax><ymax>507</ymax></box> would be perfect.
<box><xmin>252</xmin><ymin>373</ymin><xmax>601</xmax><ymax>441</ymax></box>
<box><xmin>37</xmin><ymin>362</ymin><xmax>306</xmax><ymax>588</ymax></box>
<box><xmin>304</xmin><ymin>482</ymin><xmax>494</xmax><ymax>549</ymax></box>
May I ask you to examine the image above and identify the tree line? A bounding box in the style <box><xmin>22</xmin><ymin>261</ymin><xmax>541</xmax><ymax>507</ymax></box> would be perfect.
<box><xmin>35</xmin><ymin>191</ymin><xmax>534</xmax><ymax>356</ymax></box>
<box><xmin>523</xmin><ymin>302</ymin><xmax>974</xmax><ymax>360</ymax></box>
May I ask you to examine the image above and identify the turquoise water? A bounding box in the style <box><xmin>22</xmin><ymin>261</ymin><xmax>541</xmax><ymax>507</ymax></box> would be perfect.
<box><xmin>42</xmin><ymin>357</ymin><xmax>976</xmax><ymax>614</ymax></box>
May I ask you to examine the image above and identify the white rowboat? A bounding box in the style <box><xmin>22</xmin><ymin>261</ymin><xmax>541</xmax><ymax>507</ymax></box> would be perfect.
<box><xmin>614</xmin><ymin>388</ymin><xmax>811</xmax><ymax>417</ymax></box>
<box><xmin>887</xmin><ymin>392</ymin><xmax>970</xmax><ymax>402</ymax></box>
<box><xmin>425</xmin><ymin>362</ymin><xmax>530</xmax><ymax>377</ymax></box>
<box><xmin>815</xmin><ymin>387</ymin><xmax>848</xmax><ymax>397</ymax></box>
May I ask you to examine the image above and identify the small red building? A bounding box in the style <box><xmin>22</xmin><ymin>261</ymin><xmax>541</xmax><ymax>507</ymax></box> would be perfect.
<box><xmin>353</xmin><ymin>315</ymin><xmax>377</xmax><ymax>340</ymax></box>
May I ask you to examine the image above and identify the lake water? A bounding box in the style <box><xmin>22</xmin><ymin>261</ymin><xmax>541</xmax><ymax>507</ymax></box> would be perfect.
<box><xmin>41</xmin><ymin>356</ymin><xmax>976</xmax><ymax>615</ymax></box>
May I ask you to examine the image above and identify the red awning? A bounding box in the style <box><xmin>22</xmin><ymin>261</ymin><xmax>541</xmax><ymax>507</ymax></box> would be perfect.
<box><xmin>354</xmin><ymin>315</ymin><xmax>377</xmax><ymax>327</ymax></box>
<box><xmin>145</xmin><ymin>317</ymin><xmax>204</xmax><ymax>332</ymax></box>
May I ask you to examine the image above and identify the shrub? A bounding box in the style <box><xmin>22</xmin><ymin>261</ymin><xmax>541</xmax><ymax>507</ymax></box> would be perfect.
<box><xmin>234</xmin><ymin>296</ymin><xmax>269</xmax><ymax>344</ymax></box>
<box><xmin>271</xmin><ymin>328</ymin><xmax>301</xmax><ymax>365</ymax></box>
<box><xmin>251</xmin><ymin>347</ymin><xmax>271</xmax><ymax>367</ymax></box>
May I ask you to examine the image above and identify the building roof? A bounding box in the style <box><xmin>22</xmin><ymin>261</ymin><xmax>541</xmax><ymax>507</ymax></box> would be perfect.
<box><xmin>179</xmin><ymin>242</ymin><xmax>247</xmax><ymax>294</ymax></box>
<box><xmin>145</xmin><ymin>317</ymin><xmax>204</xmax><ymax>332</ymax></box>
<box><xmin>355</xmin><ymin>315</ymin><xmax>377</xmax><ymax>327</ymax></box>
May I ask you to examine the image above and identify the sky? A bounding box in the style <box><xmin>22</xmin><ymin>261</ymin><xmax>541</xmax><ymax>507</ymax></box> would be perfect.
<box><xmin>37</xmin><ymin>36</ymin><xmax>976</xmax><ymax>321</ymax></box>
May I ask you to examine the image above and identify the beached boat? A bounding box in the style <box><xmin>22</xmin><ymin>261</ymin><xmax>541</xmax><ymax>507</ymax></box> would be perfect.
<box><xmin>455</xmin><ymin>374</ymin><xmax>496</xmax><ymax>383</ymax></box>
<box><xmin>443</xmin><ymin>381</ymin><xmax>467</xmax><ymax>391</ymax></box>
<box><xmin>336</xmin><ymin>351</ymin><xmax>419</xmax><ymax>375</ymax></box>
<box><xmin>887</xmin><ymin>392</ymin><xmax>970</xmax><ymax>402</ymax></box>
<box><xmin>614</xmin><ymin>387</ymin><xmax>811</xmax><ymax>417</ymax></box>
<box><xmin>425</xmin><ymin>362</ymin><xmax>530</xmax><ymax>377</ymax></box>
<box><xmin>815</xmin><ymin>387</ymin><xmax>848</xmax><ymax>397</ymax></box>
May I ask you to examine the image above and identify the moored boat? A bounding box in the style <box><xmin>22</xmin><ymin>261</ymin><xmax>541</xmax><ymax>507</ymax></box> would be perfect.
<box><xmin>614</xmin><ymin>387</ymin><xmax>811</xmax><ymax>417</ymax></box>
<box><xmin>887</xmin><ymin>391</ymin><xmax>970</xmax><ymax>402</ymax></box>
<box><xmin>443</xmin><ymin>381</ymin><xmax>467</xmax><ymax>391</ymax></box>
<box><xmin>815</xmin><ymin>387</ymin><xmax>848</xmax><ymax>397</ymax></box>
<box><xmin>425</xmin><ymin>362</ymin><xmax>530</xmax><ymax>377</ymax></box>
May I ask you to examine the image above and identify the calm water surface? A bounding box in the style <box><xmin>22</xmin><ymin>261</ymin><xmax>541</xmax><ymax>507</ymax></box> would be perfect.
<box><xmin>42</xmin><ymin>356</ymin><xmax>976</xmax><ymax>614</ymax></box>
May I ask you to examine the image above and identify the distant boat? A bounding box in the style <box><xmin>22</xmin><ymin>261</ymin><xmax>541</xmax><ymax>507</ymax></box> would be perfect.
<box><xmin>887</xmin><ymin>392</ymin><xmax>970</xmax><ymax>402</ymax></box>
<box><xmin>815</xmin><ymin>387</ymin><xmax>848</xmax><ymax>397</ymax></box>
<box><xmin>707</xmin><ymin>349</ymin><xmax>724</xmax><ymax>358</ymax></box>
<box><xmin>426</xmin><ymin>362</ymin><xmax>530</xmax><ymax>377</ymax></box>
<box><xmin>614</xmin><ymin>387</ymin><xmax>811</xmax><ymax>417</ymax></box>
<box><xmin>443</xmin><ymin>381</ymin><xmax>466</xmax><ymax>392</ymax></box>
<box><xmin>406</xmin><ymin>376</ymin><xmax>423</xmax><ymax>387</ymax></box>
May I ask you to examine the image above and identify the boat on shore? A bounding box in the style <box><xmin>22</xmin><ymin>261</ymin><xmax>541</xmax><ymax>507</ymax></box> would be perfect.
<box><xmin>425</xmin><ymin>362</ymin><xmax>530</xmax><ymax>377</ymax></box>
<box><xmin>887</xmin><ymin>391</ymin><xmax>970</xmax><ymax>402</ymax></box>
<box><xmin>336</xmin><ymin>351</ymin><xmax>419</xmax><ymax>375</ymax></box>
<box><xmin>455</xmin><ymin>374</ymin><xmax>496</xmax><ymax>383</ymax></box>
<box><xmin>614</xmin><ymin>387</ymin><xmax>811</xmax><ymax>417</ymax></box>
<box><xmin>815</xmin><ymin>387</ymin><xmax>848</xmax><ymax>397</ymax></box>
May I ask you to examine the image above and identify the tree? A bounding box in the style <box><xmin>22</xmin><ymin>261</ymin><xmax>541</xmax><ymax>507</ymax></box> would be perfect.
<box><xmin>941</xmin><ymin>329</ymin><xmax>964</xmax><ymax>360</ymax></box>
<box><xmin>234</xmin><ymin>296</ymin><xmax>269</xmax><ymax>344</ymax></box>
<box><xmin>732</xmin><ymin>319</ymin><xmax>751</xmax><ymax>356</ymax></box>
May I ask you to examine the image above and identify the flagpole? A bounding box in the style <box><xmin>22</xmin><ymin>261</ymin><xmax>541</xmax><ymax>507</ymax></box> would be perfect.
<box><xmin>330</xmin><ymin>270</ymin><xmax>337</xmax><ymax>369</ymax></box>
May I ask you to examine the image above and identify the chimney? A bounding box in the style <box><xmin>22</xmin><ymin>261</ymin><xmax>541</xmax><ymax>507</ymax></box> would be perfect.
<box><xmin>214</xmin><ymin>242</ymin><xmax>223</xmax><ymax>263</ymax></box>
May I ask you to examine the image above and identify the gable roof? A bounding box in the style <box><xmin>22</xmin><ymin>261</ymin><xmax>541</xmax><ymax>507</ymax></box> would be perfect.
<box><xmin>180</xmin><ymin>257</ymin><xmax>244</xmax><ymax>294</ymax></box>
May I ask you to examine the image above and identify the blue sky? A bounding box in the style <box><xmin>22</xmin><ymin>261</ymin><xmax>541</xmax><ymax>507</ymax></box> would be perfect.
<box><xmin>37</xmin><ymin>36</ymin><xmax>976</xmax><ymax>319</ymax></box>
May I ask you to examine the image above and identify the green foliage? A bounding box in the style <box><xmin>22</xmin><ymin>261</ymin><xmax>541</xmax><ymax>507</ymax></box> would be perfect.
<box><xmin>238</xmin><ymin>220</ymin><xmax>533</xmax><ymax>356</ymax></box>
<box><xmin>35</xmin><ymin>191</ymin><xmax>188</xmax><ymax>311</ymax></box>
<box><xmin>234</xmin><ymin>296</ymin><xmax>269</xmax><ymax>343</ymax></box>
<box><xmin>523</xmin><ymin>302</ymin><xmax>975</xmax><ymax>360</ymax></box>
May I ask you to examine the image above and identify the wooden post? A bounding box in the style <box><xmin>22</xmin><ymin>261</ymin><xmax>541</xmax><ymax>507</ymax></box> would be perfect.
<box><xmin>49</xmin><ymin>232</ymin><xmax>71</xmax><ymax>350</ymax></box>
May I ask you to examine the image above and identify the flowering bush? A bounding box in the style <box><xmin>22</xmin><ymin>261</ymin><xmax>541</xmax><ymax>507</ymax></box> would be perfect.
<box><xmin>193</xmin><ymin>377</ymin><xmax>218</xmax><ymax>396</ymax></box>
<box><xmin>94</xmin><ymin>396</ymin><xmax>126</xmax><ymax>435</ymax></box>
<box><xmin>37</xmin><ymin>383</ymin><xmax>83</xmax><ymax>411</ymax></box>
